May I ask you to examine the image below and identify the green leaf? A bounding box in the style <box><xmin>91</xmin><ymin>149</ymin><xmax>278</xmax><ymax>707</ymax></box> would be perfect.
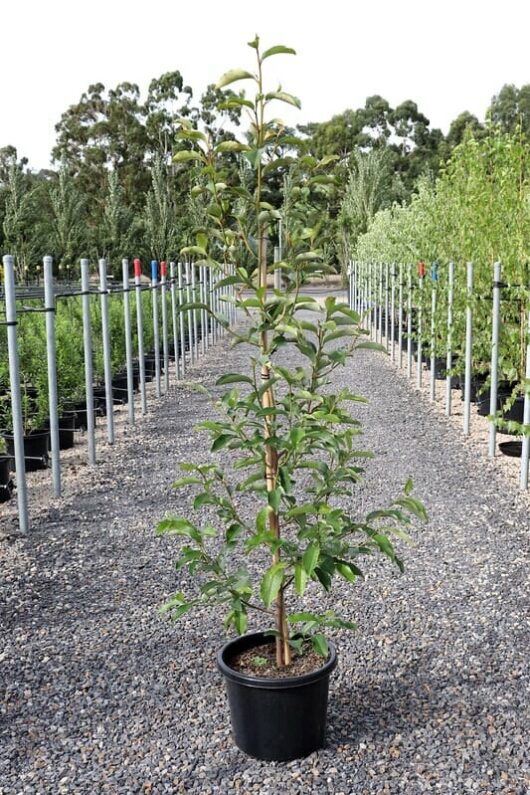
<box><xmin>404</xmin><ymin>478</ymin><xmax>414</xmax><ymax>495</ymax></box>
<box><xmin>216</xmin><ymin>68</ymin><xmax>254</xmax><ymax>89</ymax></box>
<box><xmin>294</xmin><ymin>563</ymin><xmax>307</xmax><ymax>596</ymax></box>
<box><xmin>394</xmin><ymin>496</ymin><xmax>428</xmax><ymax>522</ymax></box>
<box><xmin>216</xmin><ymin>373</ymin><xmax>253</xmax><ymax>386</ymax></box>
<box><xmin>256</xmin><ymin>506</ymin><xmax>269</xmax><ymax>535</ymax></box>
<box><xmin>260</xmin><ymin>562</ymin><xmax>286</xmax><ymax>608</ymax></box>
<box><xmin>302</xmin><ymin>543</ymin><xmax>320</xmax><ymax>576</ymax></box>
<box><xmin>311</xmin><ymin>634</ymin><xmax>329</xmax><ymax>657</ymax></box>
<box><xmin>261</xmin><ymin>45</ymin><xmax>297</xmax><ymax>60</ymax></box>
<box><xmin>265</xmin><ymin>91</ymin><xmax>301</xmax><ymax>109</ymax></box>
<box><xmin>211</xmin><ymin>434</ymin><xmax>233</xmax><ymax>452</ymax></box>
<box><xmin>288</xmin><ymin>612</ymin><xmax>319</xmax><ymax>623</ymax></box>
<box><xmin>356</xmin><ymin>341</ymin><xmax>386</xmax><ymax>352</ymax></box>
<box><xmin>336</xmin><ymin>562</ymin><xmax>357</xmax><ymax>583</ymax></box>
<box><xmin>173</xmin><ymin>150</ymin><xmax>204</xmax><ymax>163</ymax></box>
<box><xmin>172</xmin><ymin>476</ymin><xmax>202</xmax><ymax>488</ymax></box>
<box><xmin>215</xmin><ymin>140</ymin><xmax>251</xmax><ymax>153</ymax></box>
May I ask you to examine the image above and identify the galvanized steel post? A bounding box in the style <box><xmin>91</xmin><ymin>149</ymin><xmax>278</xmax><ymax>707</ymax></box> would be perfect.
<box><xmin>134</xmin><ymin>259</ymin><xmax>147</xmax><ymax>414</ymax></box>
<box><xmin>122</xmin><ymin>259</ymin><xmax>135</xmax><ymax>425</ymax></box>
<box><xmin>488</xmin><ymin>262</ymin><xmax>502</xmax><ymax>457</ymax></box>
<box><xmin>520</xmin><ymin>296</ymin><xmax>530</xmax><ymax>489</ymax></box>
<box><xmin>463</xmin><ymin>262</ymin><xmax>474</xmax><ymax>436</ymax></box>
<box><xmin>170</xmin><ymin>262</ymin><xmax>180</xmax><ymax>379</ymax></box>
<box><xmin>445</xmin><ymin>261</ymin><xmax>454</xmax><ymax>417</ymax></box>
<box><xmin>99</xmin><ymin>258</ymin><xmax>114</xmax><ymax>444</ymax></box>
<box><xmin>3</xmin><ymin>254</ymin><xmax>29</xmax><ymax>532</ymax></box>
<box><xmin>150</xmin><ymin>260</ymin><xmax>161</xmax><ymax>398</ymax></box>
<box><xmin>43</xmin><ymin>255</ymin><xmax>61</xmax><ymax>496</ymax></box>
<box><xmin>81</xmin><ymin>258</ymin><xmax>96</xmax><ymax>463</ymax></box>
<box><xmin>177</xmin><ymin>261</ymin><xmax>186</xmax><ymax>375</ymax></box>
<box><xmin>160</xmin><ymin>261</ymin><xmax>170</xmax><ymax>394</ymax></box>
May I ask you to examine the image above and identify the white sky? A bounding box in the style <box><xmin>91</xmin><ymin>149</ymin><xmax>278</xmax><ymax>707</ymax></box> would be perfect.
<box><xmin>2</xmin><ymin>0</ymin><xmax>530</xmax><ymax>169</ymax></box>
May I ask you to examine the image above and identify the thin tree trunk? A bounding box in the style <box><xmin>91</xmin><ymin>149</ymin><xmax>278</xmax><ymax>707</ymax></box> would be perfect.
<box><xmin>258</xmin><ymin>225</ymin><xmax>291</xmax><ymax>667</ymax></box>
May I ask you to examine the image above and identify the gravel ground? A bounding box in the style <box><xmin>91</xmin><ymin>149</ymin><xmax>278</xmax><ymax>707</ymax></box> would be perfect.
<box><xmin>1</xmin><ymin>294</ymin><xmax>530</xmax><ymax>794</ymax></box>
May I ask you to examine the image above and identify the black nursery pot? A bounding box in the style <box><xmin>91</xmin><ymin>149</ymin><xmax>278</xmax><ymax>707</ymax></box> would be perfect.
<box><xmin>0</xmin><ymin>456</ymin><xmax>13</xmax><ymax>502</ymax></box>
<box><xmin>217</xmin><ymin>632</ymin><xmax>337</xmax><ymax>762</ymax></box>
<box><xmin>4</xmin><ymin>430</ymin><xmax>50</xmax><ymax>471</ymax></box>
<box><xmin>44</xmin><ymin>411</ymin><xmax>77</xmax><ymax>449</ymax></box>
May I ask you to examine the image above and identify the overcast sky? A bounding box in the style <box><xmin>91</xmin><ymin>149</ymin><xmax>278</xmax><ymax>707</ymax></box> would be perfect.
<box><xmin>2</xmin><ymin>0</ymin><xmax>530</xmax><ymax>169</ymax></box>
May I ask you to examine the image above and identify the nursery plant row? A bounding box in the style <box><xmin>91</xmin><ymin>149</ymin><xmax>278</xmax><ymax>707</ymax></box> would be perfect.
<box><xmin>0</xmin><ymin>254</ymin><xmax>235</xmax><ymax>532</ymax></box>
<box><xmin>348</xmin><ymin>259</ymin><xmax>530</xmax><ymax>486</ymax></box>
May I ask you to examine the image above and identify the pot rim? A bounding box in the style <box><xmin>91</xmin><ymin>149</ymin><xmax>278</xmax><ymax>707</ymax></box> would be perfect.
<box><xmin>217</xmin><ymin>631</ymin><xmax>337</xmax><ymax>690</ymax></box>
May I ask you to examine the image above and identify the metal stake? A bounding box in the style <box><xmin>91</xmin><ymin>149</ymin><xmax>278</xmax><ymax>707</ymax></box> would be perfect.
<box><xmin>81</xmin><ymin>258</ymin><xmax>96</xmax><ymax>463</ymax></box>
<box><xmin>191</xmin><ymin>263</ymin><xmax>199</xmax><ymax>360</ymax></box>
<box><xmin>3</xmin><ymin>254</ymin><xmax>29</xmax><ymax>532</ymax></box>
<box><xmin>446</xmin><ymin>261</ymin><xmax>454</xmax><ymax>417</ymax></box>
<box><xmin>430</xmin><ymin>263</ymin><xmax>438</xmax><ymax>401</ymax></box>
<box><xmin>150</xmin><ymin>260</ymin><xmax>161</xmax><ymax>398</ymax></box>
<box><xmin>99</xmin><ymin>258</ymin><xmax>114</xmax><ymax>444</ymax></box>
<box><xmin>398</xmin><ymin>264</ymin><xmax>403</xmax><ymax>368</ymax></box>
<box><xmin>177</xmin><ymin>261</ymin><xmax>186</xmax><ymax>375</ymax></box>
<box><xmin>122</xmin><ymin>259</ymin><xmax>135</xmax><ymax>425</ymax></box>
<box><xmin>170</xmin><ymin>262</ymin><xmax>180</xmax><ymax>380</ymax></box>
<box><xmin>43</xmin><ymin>255</ymin><xmax>61</xmax><ymax>496</ymax></box>
<box><xmin>134</xmin><ymin>259</ymin><xmax>147</xmax><ymax>414</ymax></box>
<box><xmin>407</xmin><ymin>265</ymin><xmax>413</xmax><ymax>378</ymax></box>
<box><xmin>161</xmin><ymin>261</ymin><xmax>170</xmax><ymax>394</ymax></box>
<box><xmin>520</xmin><ymin>294</ymin><xmax>530</xmax><ymax>489</ymax></box>
<box><xmin>417</xmin><ymin>272</ymin><xmax>424</xmax><ymax>388</ymax></box>
<box><xmin>489</xmin><ymin>262</ymin><xmax>502</xmax><ymax>457</ymax></box>
<box><xmin>463</xmin><ymin>261</ymin><xmax>474</xmax><ymax>436</ymax></box>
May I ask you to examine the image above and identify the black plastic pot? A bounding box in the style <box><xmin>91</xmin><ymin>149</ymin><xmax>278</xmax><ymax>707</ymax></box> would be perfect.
<box><xmin>0</xmin><ymin>456</ymin><xmax>13</xmax><ymax>502</ymax></box>
<box><xmin>476</xmin><ymin>382</ymin><xmax>517</xmax><ymax>417</ymax></box>
<box><xmin>71</xmin><ymin>399</ymin><xmax>97</xmax><ymax>431</ymax></box>
<box><xmin>460</xmin><ymin>373</ymin><xmax>488</xmax><ymax>403</ymax></box>
<box><xmin>44</xmin><ymin>410</ymin><xmax>77</xmax><ymax>449</ymax></box>
<box><xmin>217</xmin><ymin>632</ymin><xmax>337</xmax><ymax>761</ymax></box>
<box><xmin>502</xmin><ymin>396</ymin><xmax>525</xmax><ymax>424</ymax></box>
<box><xmin>112</xmin><ymin>372</ymin><xmax>128</xmax><ymax>404</ymax></box>
<box><xmin>499</xmin><ymin>440</ymin><xmax>522</xmax><ymax>457</ymax></box>
<box><xmin>4</xmin><ymin>429</ymin><xmax>50</xmax><ymax>471</ymax></box>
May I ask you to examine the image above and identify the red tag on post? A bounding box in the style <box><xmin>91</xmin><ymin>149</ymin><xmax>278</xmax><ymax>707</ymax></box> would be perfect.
<box><xmin>418</xmin><ymin>261</ymin><xmax>426</xmax><ymax>278</ymax></box>
<box><xmin>160</xmin><ymin>261</ymin><xmax>167</xmax><ymax>277</ymax></box>
<box><xmin>133</xmin><ymin>258</ymin><xmax>142</xmax><ymax>278</ymax></box>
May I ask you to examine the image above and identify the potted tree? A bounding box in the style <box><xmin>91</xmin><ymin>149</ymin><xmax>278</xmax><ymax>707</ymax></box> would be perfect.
<box><xmin>157</xmin><ymin>37</ymin><xmax>426</xmax><ymax>761</ymax></box>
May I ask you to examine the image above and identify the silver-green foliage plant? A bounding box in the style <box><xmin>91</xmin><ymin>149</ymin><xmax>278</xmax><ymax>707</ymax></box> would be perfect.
<box><xmin>157</xmin><ymin>38</ymin><xmax>426</xmax><ymax>668</ymax></box>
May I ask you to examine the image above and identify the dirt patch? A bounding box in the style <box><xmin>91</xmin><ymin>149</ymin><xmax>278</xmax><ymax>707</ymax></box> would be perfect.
<box><xmin>230</xmin><ymin>641</ymin><xmax>328</xmax><ymax>679</ymax></box>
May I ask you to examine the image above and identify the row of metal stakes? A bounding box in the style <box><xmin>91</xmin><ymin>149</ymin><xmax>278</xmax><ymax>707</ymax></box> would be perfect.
<box><xmin>348</xmin><ymin>259</ymin><xmax>530</xmax><ymax>490</ymax></box>
<box><xmin>1</xmin><ymin>254</ymin><xmax>235</xmax><ymax>533</ymax></box>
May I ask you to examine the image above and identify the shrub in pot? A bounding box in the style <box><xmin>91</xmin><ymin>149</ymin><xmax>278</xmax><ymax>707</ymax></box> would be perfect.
<box><xmin>157</xmin><ymin>38</ymin><xmax>427</xmax><ymax>762</ymax></box>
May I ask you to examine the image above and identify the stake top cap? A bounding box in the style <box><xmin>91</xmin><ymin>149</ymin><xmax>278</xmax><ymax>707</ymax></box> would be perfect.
<box><xmin>133</xmin><ymin>258</ymin><xmax>142</xmax><ymax>277</ymax></box>
<box><xmin>160</xmin><ymin>261</ymin><xmax>167</xmax><ymax>277</ymax></box>
<box><xmin>151</xmin><ymin>260</ymin><xmax>158</xmax><ymax>280</ymax></box>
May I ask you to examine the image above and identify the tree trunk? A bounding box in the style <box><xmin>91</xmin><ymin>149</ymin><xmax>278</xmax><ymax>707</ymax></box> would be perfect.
<box><xmin>258</xmin><ymin>225</ymin><xmax>291</xmax><ymax>667</ymax></box>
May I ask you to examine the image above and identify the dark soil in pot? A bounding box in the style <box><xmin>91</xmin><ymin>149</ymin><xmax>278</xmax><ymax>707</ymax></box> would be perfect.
<box><xmin>4</xmin><ymin>429</ymin><xmax>50</xmax><ymax>471</ymax></box>
<box><xmin>0</xmin><ymin>456</ymin><xmax>13</xmax><ymax>502</ymax></box>
<box><xmin>217</xmin><ymin>632</ymin><xmax>337</xmax><ymax>762</ymax></box>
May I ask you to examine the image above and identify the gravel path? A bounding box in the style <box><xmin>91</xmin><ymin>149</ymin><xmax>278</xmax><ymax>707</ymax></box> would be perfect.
<box><xmin>1</xmin><ymin>300</ymin><xmax>529</xmax><ymax>794</ymax></box>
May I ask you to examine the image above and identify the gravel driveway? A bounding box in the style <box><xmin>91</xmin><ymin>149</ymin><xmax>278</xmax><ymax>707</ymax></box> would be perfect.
<box><xmin>1</xmin><ymin>301</ymin><xmax>529</xmax><ymax>794</ymax></box>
